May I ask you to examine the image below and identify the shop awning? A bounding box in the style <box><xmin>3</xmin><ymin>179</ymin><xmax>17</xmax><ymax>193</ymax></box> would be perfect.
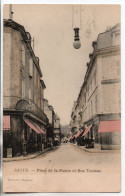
<box><xmin>98</xmin><ymin>120</ymin><xmax>121</xmax><ymax>133</ymax></box>
<box><xmin>74</xmin><ymin>131</ymin><xmax>80</xmax><ymax>138</ymax></box>
<box><xmin>3</xmin><ymin>115</ymin><xmax>11</xmax><ymax>130</ymax></box>
<box><xmin>23</xmin><ymin>117</ymin><xmax>46</xmax><ymax>135</ymax></box>
<box><xmin>75</xmin><ymin>130</ymin><xmax>84</xmax><ymax>138</ymax></box>
<box><xmin>33</xmin><ymin>123</ymin><xmax>46</xmax><ymax>135</ymax></box>
<box><xmin>82</xmin><ymin>125</ymin><xmax>92</xmax><ymax>137</ymax></box>
<box><xmin>70</xmin><ymin>135</ymin><xmax>75</xmax><ymax>140</ymax></box>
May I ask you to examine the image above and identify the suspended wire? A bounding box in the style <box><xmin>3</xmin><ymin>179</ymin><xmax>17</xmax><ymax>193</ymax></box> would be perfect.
<box><xmin>72</xmin><ymin>5</ymin><xmax>74</xmax><ymax>29</ymax></box>
<box><xmin>80</xmin><ymin>4</ymin><xmax>82</xmax><ymax>29</ymax></box>
<box><xmin>72</xmin><ymin>4</ymin><xmax>82</xmax><ymax>29</ymax></box>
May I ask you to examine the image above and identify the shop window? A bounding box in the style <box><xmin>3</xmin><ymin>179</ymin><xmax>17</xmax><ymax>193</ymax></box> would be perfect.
<box><xmin>24</xmin><ymin>128</ymin><xmax>27</xmax><ymax>141</ymax></box>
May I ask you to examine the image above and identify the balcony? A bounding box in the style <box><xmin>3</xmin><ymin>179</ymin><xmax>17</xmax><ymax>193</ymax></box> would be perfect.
<box><xmin>15</xmin><ymin>98</ymin><xmax>48</xmax><ymax>124</ymax></box>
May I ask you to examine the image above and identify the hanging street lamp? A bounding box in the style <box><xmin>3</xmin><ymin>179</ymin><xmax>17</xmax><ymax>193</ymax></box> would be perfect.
<box><xmin>73</xmin><ymin>27</ymin><xmax>81</xmax><ymax>49</ymax></box>
<box><xmin>72</xmin><ymin>5</ymin><xmax>82</xmax><ymax>49</ymax></box>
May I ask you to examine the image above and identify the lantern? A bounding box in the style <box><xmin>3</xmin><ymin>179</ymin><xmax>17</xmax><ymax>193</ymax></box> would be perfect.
<box><xmin>73</xmin><ymin>27</ymin><xmax>81</xmax><ymax>49</ymax></box>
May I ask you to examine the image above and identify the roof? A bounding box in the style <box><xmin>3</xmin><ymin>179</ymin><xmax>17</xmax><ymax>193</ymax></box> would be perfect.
<box><xmin>4</xmin><ymin>19</ymin><xmax>43</xmax><ymax>77</ymax></box>
<box><xmin>96</xmin><ymin>23</ymin><xmax>120</xmax><ymax>49</ymax></box>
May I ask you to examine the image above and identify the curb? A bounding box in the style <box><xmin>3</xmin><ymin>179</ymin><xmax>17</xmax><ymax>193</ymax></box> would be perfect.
<box><xmin>71</xmin><ymin>143</ymin><xmax>120</xmax><ymax>153</ymax></box>
<box><xmin>3</xmin><ymin>146</ymin><xmax>58</xmax><ymax>162</ymax></box>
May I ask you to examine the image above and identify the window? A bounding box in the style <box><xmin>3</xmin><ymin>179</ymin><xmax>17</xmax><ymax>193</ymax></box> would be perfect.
<box><xmin>28</xmin><ymin>88</ymin><xmax>32</xmax><ymax>100</ymax></box>
<box><xmin>116</xmin><ymin>60</ymin><xmax>120</xmax><ymax>76</ymax></box>
<box><xmin>84</xmin><ymin>93</ymin><xmax>86</xmax><ymax>103</ymax></box>
<box><xmin>29</xmin><ymin>58</ymin><xmax>33</xmax><ymax>77</ymax></box>
<box><xmin>112</xmin><ymin>33</ymin><xmax>120</xmax><ymax>46</ymax></box>
<box><xmin>88</xmin><ymin>85</ymin><xmax>89</xmax><ymax>97</ymax></box>
<box><xmin>21</xmin><ymin>44</ymin><xmax>25</xmax><ymax>67</ymax></box>
<box><xmin>90</xmin><ymin>79</ymin><xmax>92</xmax><ymax>91</ymax></box>
<box><xmin>117</xmin><ymin>89</ymin><xmax>121</xmax><ymax>108</ymax></box>
<box><xmin>115</xmin><ymin>34</ymin><xmax>120</xmax><ymax>45</ymax></box>
<box><xmin>22</xmin><ymin>79</ymin><xmax>25</xmax><ymax>98</ymax></box>
<box><xmin>95</xmin><ymin>95</ymin><xmax>97</xmax><ymax>113</ymax></box>
<box><xmin>38</xmin><ymin>77</ymin><xmax>39</xmax><ymax>88</ymax></box>
<box><xmin>94</xmin><ymin>70</ymin><xmax>97</xmax><ymax>85</ymax></box>
<box><xmin>91</xmin><ymin>100</ymin><xmax>93</xmax><ymax>116</ymax></box>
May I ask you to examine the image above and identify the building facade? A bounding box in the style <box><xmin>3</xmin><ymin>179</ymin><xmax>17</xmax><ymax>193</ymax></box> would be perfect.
<box><xmin>43</xmin><ymin>99</ymin><xmax>61</xmax><ymax>145</ymax></box>
<box><xmin>3</xmin><ymin>19</ymin><xmax>48</xmax><ymax>157</ymax></box>
<box><xmin>43</xmin><ymin>99</ymin><xmax>55</xmax><ymax>147</ymax></box>
<box><xmin>54</xmin><ymin>113</ymin><xmax>61</xmax><ymax>142</ymax></box>
<box><xmin>70</xmin><ymin>24</ymin><xmax>121</xmax><ymax>150</ymax></box>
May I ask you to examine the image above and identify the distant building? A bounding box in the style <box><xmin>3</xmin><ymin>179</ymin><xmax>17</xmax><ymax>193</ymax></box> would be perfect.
<box><xmin>70</xmin><ymin>24</ymin><xmax>121</xmax><ymax>150</ymax></box>
<box><xmin>70</xmin><ymin>101</ymin><xmax>78</xmax><ymax>134</ymax></box>
<box><xmin>43</xmin><ymin>99</ymin><xmax>61</xmax><ymax>145</ymax></box>
<box><xmin>3</xmin><ymin>19</ymin><xmax>48</xmax><ymax>157</ymax></box>
<box><xmin>43</xmin><ymin>99</ymin><xmax>54</xmax><ymax>146</ymax></box>
<box><xmin>54</xmin><ymin>114</ymin><xmax>61</xmax><ymax>142</ymax></box>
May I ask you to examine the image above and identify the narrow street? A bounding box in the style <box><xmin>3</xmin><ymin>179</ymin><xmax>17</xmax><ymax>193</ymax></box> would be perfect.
<box><xmin>3</xmin><ymin>144</ymin><xmax>121</xmax><ymax>192</ymax></box>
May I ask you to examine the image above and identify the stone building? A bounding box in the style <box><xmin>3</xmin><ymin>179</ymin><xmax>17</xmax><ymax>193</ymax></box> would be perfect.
<box><xmin>3</xmin><ymin>19</ymin><xmax>48</xmax><ymax>157</ymax></box>
<box><xmin>54</xmin><ymin>113</ymin><xmax>61</xmax><ymax>142</ymax></box>
<box><xmin>70</xmin><ymin>101</ymin><xmax>79</xmax><ymax>134</ymax></box>
<box><xmin>70</xmin><ymin>24</ymin><xmax>121</xmax><ymax>150</ymax></box>
<box><xmin>43</xmin><ymin>99</ymin><xmax>55</xmax><ymax>147</ymax></box>
<box><xmin>43</xmin><ymin>99</ymin><xmax>61</xmax><ymax>144</ymax></box>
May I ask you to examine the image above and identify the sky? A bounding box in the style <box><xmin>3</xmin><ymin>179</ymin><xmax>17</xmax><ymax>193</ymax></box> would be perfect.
<box><xmin>4</xmin><ymin>4</ymin><xmax>120</xmax><ymax>125</ymax></box>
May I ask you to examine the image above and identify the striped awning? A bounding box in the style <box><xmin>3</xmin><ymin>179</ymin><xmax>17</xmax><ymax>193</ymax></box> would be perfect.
<box><xmin>3</xmin><ymin>115</ymin><xmax>11</xmax><ymax>130</ymax></box>
<box><xmin>23</xmin><ymin>117</ymin><xmax>46</xmax><ymax>135</ymax></box>
<box><xmin>70</xmin><ymin>135</ymin><xmax>75</xmax><ymax>140</ymax></box>
<box><xmin>82</xmin><ymin>125</ymin><xmax>92</xmax><ymax>137</ymax></box>
<box><xmin>33</xmin><ymin>122</ymin><xmax>46</xmax><ymax>135</ymax></box>
<box><xmin>75</xmin><ymin>130</ymin><xmax>84</xmax><ymax>138</ymax></box>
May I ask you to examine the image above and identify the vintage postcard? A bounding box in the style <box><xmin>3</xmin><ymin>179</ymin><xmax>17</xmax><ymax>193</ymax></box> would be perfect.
<box><xmin>2</xmin><ymin>3</ymin><xmax>121</xmax><ymax>193</ymax></box>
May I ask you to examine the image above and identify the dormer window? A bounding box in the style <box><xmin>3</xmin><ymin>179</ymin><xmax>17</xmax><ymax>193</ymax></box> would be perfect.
<box><xmin>112</xmin><ymin>32</ymin><xmax>120</xmax><ymax>46</ymax></box>
<box><xmin>21</xmin><ymin>44</ymin><xmax>25</xmax><ymax>68</ymax></box>
<box><xmin>115</xmin><ymin>34</ymin><xmax>120</xmax><ymax>45</ymax></box>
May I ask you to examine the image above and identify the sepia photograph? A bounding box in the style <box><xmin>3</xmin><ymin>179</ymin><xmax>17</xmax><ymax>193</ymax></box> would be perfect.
<box><xmin>1</xmin><ymin>2</ymin><xmax>123</xmax><ymax>194</ymax></box>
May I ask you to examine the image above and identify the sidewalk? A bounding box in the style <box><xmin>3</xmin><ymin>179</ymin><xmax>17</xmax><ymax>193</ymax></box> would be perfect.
<box><xmin>71</xmin><ymin>143</ymin><xmax>120</xmax><ymax>153</ymax></box>
<box><xmin>3</xmin><ymin>146</ymin><xmax>58</xmax><ymax>162</ymax></box>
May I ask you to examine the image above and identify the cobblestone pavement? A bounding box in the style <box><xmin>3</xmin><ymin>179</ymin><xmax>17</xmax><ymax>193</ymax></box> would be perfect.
<box><xmin>3</xmin><ymin>143</ymin><xmax>121</xmax><ymax>193</ymax></box>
